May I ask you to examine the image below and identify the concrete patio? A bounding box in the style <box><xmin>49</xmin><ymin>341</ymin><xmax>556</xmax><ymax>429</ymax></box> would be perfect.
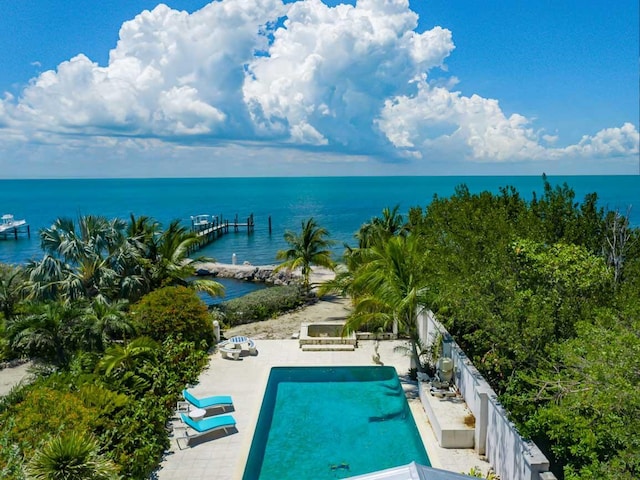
<box><xmin>156</xmin><ymin>339</ymin><xmax>491</xmax><ymax>480</ymax></box>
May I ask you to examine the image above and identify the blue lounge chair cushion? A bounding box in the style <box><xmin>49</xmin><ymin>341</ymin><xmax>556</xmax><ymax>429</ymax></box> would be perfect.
<box><xmin>180</xmin><ymin>413</ymin><xmax>236</xmax><ymax>433</ymax></box>
<box><xmin>182</xmin><ymin>389</ymin><xmax>233</xmax><ymax>409</ymax></box>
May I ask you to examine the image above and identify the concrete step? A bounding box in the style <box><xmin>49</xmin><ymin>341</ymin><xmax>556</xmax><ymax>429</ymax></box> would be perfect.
<box><xmin>301</xmin><ymin>344</ymin><xmax>356</xmax><ymax>352</ymax></box>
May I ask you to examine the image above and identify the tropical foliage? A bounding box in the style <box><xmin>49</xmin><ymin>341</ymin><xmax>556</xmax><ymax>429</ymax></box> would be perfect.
<box><xmin>342</xmin><ymin>235</ymin><xmax>430</xmax><ymax>371</ymax></box>
<box><xmin>216</xmin><ymin>285</ymin><xmax>304</xmax><ymax>326</ymax></box>
<box><xmin>0</xmin><ymin>214</ymin><xmax>216</xmax><ymax>479</ymax></box>
<box><xmin>26</xmin><ymin>430</ymin><xmax>120</xmax><ymax>480</ymax></box>
<box><xmin>0</xmin><ymin>336</ymin><xmax>208</xmax><ymax>479</ymax></box>
<box><xmin>276</xmin><ymin>217</ymin><xmax>335</xmax><ymax>294</ymax></box>
<box><xmin>337</xmin><ymin>176</ymin><xmax>639</xmax><ymax>479</ymax></box>
<box><xmin>23</xmin><ymin>215</ymin><xmax>223</xmax><ymax>305</ymax></box>
<box><xmin>131</xmin><ymin>286</ymin><xmax>213</xmax><ymax>345</ymax></box>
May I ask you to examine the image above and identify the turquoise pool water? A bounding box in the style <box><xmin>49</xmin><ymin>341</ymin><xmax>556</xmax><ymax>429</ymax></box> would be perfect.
<box><xmin>242</xmin><ymin>366</ymin><xmax>430</xmax><ymax>479</ymax></box>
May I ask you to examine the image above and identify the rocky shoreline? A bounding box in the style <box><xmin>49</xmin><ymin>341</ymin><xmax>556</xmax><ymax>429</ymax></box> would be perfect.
<box><xmin>193</xmin><ymin>262</ymin><xmax>299</xmax><ymax>286</ymax></box>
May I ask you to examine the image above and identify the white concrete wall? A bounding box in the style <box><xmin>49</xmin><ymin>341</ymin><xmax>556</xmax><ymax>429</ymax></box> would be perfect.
<box><xmin>417</xmin><ymin>310</ymin><xmax>556</xmax><ymax>480</ymax></box>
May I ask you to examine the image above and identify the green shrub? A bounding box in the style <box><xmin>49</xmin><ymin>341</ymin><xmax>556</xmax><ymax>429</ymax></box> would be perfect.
<box><xmin>0</xmin><ymin>387</ymin><xmax>100</xmax><ymax>461</ymax></box>
<box><xmin>26</xmin><ymin>430</ymin><xmax>120</xmax><ymax>480</ymax></box>
<box><xmin>131</xmin><ymin>286</ymin><xmax>213</xmax><ymax>346</ymax></box>
<box><xmin>102</xmin><ymin>395</ymin><xmax>169</xmax><ymax>479</ymax></box>
<box><xmin>216</xmin><ymin>285</ymin><xmax>304</xmax><ymax>326</ymax></box>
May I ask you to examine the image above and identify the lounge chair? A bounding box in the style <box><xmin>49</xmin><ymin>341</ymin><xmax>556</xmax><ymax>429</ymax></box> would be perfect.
<box><xmin>176</xmin><ymin>413</ymin><xmax>237</xmax><ymax>449</ymax></box>
<box><xmin>181</xmin><ymin>389</ymin><xmax>234</xmax><ymax>415</ymax></box>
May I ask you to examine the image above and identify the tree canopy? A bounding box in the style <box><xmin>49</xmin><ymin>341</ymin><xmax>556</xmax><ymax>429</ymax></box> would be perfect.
<box><xmin>341</xmin><ymin>176</ymin><xmax>639</xmax><ymax>479</ymax></box>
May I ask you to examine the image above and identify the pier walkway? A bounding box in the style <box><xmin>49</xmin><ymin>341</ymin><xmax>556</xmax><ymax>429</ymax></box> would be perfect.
<box><xmin>188</xmin><ymin>214</ymin><xmax>255</xmax><ymax>254</ymax></box>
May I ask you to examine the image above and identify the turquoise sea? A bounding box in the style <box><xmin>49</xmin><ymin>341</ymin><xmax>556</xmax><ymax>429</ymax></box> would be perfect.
<box><xmin>1</xmin><ymin>176</ymin><xmax>638</xmax><ymax>268</ymax></box>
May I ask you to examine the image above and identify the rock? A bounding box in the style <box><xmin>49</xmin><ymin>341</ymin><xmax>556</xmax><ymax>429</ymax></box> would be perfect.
<box><xmin>192</xmin><ymin>262</ymin><xmax>299</xmax><ymax>286</ymax></box>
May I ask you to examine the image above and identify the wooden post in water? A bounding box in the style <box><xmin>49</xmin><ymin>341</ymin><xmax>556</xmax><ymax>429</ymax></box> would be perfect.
<box><xmin>268</xmin><ymin>216</ymin><xmax>272</xmax><ymax>235</ymax></box>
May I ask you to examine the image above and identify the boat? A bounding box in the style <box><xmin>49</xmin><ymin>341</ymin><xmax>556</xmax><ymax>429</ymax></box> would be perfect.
<box><xmin>0</xmin><ymin>214</ymin><xmax>26</xmax><ymax>233</ymax></box>
<box><xmin>0</xmin><ymin>214</ymin><xmax>29</xmax><ymax>239</ymax></box>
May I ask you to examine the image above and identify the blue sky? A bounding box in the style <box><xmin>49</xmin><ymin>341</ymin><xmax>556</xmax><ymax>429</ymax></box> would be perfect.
<box><xmin>0</xmin><ymin>0</ymin><xmax>638</xmax><ymax>178</ymax></box>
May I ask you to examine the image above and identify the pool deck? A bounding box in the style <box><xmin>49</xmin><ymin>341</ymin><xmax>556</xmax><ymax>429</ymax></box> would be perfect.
<box><xmin>157</xmin><ymin>339</ymin><xmax>491</xmax><ymax>479</ymax></box>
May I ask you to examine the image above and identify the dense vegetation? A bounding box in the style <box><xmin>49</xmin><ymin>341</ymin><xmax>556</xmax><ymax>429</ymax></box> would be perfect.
<box><xmin>0</xmin><ymin>211</ymin><xmax>317</xmax><ymax>479</ymax></box>
<box><xmin>215</xmin><ymin>285</ymin><xmax>305</xmax><ymax>325</ymax></box>
<box><xmin>0</xmin><ymin>215</ymin><xmax>220</xmax><ymax>479</ymax></box>
<box><xmin>326</xmin><ymin>176</ymin><xmax>639</xmax><ymax>479</ymax></box>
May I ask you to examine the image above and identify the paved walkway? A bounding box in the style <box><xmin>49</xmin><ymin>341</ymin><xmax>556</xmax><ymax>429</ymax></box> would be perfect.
<box><xmin>157</xmin><ymin>339</ymin><xmax>490</xmax><ymax>479</ymax></box>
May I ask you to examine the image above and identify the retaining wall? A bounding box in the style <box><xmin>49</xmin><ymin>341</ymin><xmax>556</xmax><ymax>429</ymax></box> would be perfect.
<box><xmin>418</xmin><ymin>309</ymin><xmax>557</xmax><ymax>480</ymax></box>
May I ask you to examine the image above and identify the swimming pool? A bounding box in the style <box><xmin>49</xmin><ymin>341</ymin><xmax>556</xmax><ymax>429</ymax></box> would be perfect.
<box><xmin>242</xmin><ymin>366</ymin><xmax>430</xmax><ymax>479</ymax></box>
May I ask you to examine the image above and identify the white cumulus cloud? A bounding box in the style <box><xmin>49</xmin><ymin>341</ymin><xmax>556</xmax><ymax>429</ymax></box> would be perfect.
<box><xmin>2</xmin><ymin>1</ymin><xmax>283</xmax><ymax>138</ymax></box>
<box><xmin>0</xmin><ymin>0</ymin><xmax>637</xmax><ymax>175</ymax></box>
<box><xmin>560</xmin><ymin>122</ymin><xmax>639</xmax><ymax>157</ymax></box>
<box><xmin>243</xmin><ymin>0</ymin><xmax>454</xmax><ymax>149</ymax></box>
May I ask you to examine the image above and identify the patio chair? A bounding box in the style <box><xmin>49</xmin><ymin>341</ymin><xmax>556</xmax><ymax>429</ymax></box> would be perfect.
<box><xmin>176</xmin><ymin>413</ymin><xmax>237</xmax><ymax>449</ymax></box>
<box><xmin>180</xmin><ymin>389</ymin><xmax>234</xmax><ymax>415</ymax></box>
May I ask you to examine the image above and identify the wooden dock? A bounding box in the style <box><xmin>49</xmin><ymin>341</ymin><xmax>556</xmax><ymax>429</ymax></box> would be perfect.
<box><xmin>0</xmin><ymin>214</ymin><xmax>30</xmax><ymax>240</ymax></box>
<box><xmin>188</xmin><ymin>213</ymin><xmax>255</xmax><ymax>254</ymax></box>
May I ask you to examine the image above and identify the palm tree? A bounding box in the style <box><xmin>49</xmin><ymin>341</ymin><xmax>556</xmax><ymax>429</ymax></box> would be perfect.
<box><xmin>132</xmin><ymin>219</ymin><xmax>224</xmax><ymax>298</ymax></box>
<box><xmin>355</xmin><ymin>205</ymin><xmax>408</xmax><ymax>248</ymax></box>
<box><xmin>345</xmin><ymin>234</ymin><xmax>430</xmax><ymax>372</ymax></box>
<box><xmin>25</xmin><ymin>216</ymin><xmax>143</xmax><ymax>304</ymax></box>
<box><xmin>0</xmin><ymin>263</ymin><xmax>25</xmax><ymax>320</ymax></box>
<box><xmin>73</xmin><ymin>299</ymin><xmax>135</xmax><ymax>353</ymax></box>
<box><xmin>96</xmin><ymin>336</ymin><xmax>158</xmax><ymax>377</ymax></box>
<box><xmin>322</xmin><ymin>206</ymin><xmax>409</xmax><ymax>299</ymax></box>
<box><xmin>96</xmin><ymin>337</ymin><xmax>159</xmax><ymax>395</ymax></box>
<box><xmin>7</xmin><ymin>301</ymin><xmax>83</xmax><ymax>368</ymax></box>
<box><xmin>275</xmin><ymin>218</ymin><xmax>335</xmax><ymax>295</ymax></box>
<box><xmin>26</xmin><ymin>430</ymin><xmax>120</xmax><ymax>480</ymax></box>
<box><xmin>25</xmin><ymin>214</ymin><xmax>224</xmax><ymax>304</ymax></box>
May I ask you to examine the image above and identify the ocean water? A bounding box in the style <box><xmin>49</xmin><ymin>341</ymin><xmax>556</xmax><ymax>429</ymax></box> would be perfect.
<box><xmin>1</xmin><ymin>176</ymin><xmax>638</xmax><ymax>267</ymax></box>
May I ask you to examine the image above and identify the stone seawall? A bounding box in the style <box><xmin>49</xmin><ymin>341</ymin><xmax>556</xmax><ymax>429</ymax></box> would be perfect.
<box><xmin>193</xmin><ymin>262</ymin><xmax>298</xmax><ymax>286</ymax></box>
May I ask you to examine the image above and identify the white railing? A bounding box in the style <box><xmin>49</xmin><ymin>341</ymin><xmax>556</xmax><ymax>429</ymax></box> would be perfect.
<box><xmin>417</xmin><ymin>309</ymin><xmax>557</xmax><ymax>480</ymax></box>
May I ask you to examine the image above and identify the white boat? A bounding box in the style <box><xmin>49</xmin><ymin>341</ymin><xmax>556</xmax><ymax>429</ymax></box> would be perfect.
<box><xmin>0</xmin><ymin>214</ymin><xmax>26</xmax><ymax>233</ymax></box>
<box><xmin>191</xmin><ymin>214</ymin><xmax>212</xmax><ymax>227</ymax></box>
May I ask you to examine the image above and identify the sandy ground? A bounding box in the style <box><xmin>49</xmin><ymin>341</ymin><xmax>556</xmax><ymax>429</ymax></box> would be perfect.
<box><xmin>224</xmin><ymin>294</ymin><xmax>351</xmax><ymax>340</ymax></box>
<box><xmin>223</xmin><ymin>266</ymin><xmax>349</xmax><ymax>339</ymax></box>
